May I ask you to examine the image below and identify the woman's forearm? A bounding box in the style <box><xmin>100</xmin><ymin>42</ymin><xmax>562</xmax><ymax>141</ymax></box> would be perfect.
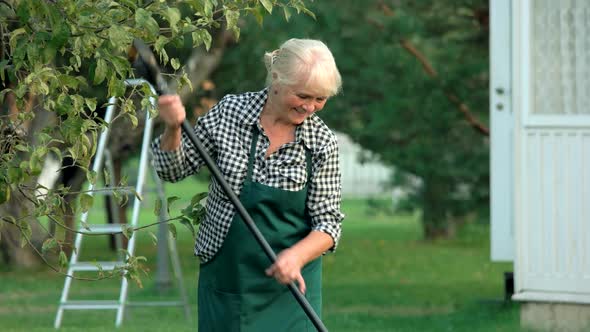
<box><xmin>160</xmin><ymin>125</ymin><xmax>182</xmax><ymax>151</ymax></box>
<box><xmin>291</xmin><ymin>230</ymin><xmax>334</xmax><ymax>266</ymax></box>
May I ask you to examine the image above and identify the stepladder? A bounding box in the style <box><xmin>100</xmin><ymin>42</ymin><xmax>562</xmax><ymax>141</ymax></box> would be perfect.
<box><xmin>54</xmin><ymin>79</ymin><xmax>191</xmax><ymax>328</ymax></box>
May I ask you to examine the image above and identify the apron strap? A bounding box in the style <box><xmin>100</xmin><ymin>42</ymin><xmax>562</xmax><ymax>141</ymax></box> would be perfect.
<box><xmin>245</xmin><ymin>126</ymin><xmax>260</xmax><ymax>183</ymax></box>
<box><xmin>305</xmin><ymin>146</ymin><xmax>312</xmax><ymax>186</ymax></box>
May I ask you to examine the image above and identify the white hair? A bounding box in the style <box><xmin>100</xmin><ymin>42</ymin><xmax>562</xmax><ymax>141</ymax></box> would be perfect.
<box><xmin>264</xmin><ymin>38</ymin><xmax>342</xmax><ymax>97</ymax></box>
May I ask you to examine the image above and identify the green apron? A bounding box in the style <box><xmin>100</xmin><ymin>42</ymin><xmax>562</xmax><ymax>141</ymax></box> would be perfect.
<box><xmin>198</xmin><ymin>127</ymin><xmax>322</xmax><ymax>332</ymax></box>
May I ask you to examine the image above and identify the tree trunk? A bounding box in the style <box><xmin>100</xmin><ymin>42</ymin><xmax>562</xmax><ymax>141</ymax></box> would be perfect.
<box><xmin>0</xmin><ymin>192</ymin><xmax>45</xmax><ymax>267</ymax></box>
<box><xmin>421</xmin><ymin>176</ymin><xmax>456</xmax><ymax>239</ymax></box>
<box><xmin>0</xmin><ymin>93</ymin><xmax>55</xmax><ymax>267</ymax></box>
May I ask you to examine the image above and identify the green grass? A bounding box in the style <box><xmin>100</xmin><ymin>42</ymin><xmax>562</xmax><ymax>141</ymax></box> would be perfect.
<box><xmin>0</xmin><ymin>177</ymin><xmax>521</xmax><ymax>331</ymax></box>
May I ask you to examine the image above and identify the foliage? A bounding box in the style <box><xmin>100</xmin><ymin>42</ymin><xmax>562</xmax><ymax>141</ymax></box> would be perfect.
<box><xmin>0</xmin><ymin>0</ymin><xmax>312</xmax><ymax>277</ymax></box>
<box><xmin>212</xmin><ymin>0</ymin><xmax>490</xmax><ymax>238</ymax></box>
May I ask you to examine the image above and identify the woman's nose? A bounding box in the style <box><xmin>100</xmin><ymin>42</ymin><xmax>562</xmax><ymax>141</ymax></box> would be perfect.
<box><xmin>302</xmin><ymin>103</ymin><xmax>314</xmax><ymax>112</ymax></box>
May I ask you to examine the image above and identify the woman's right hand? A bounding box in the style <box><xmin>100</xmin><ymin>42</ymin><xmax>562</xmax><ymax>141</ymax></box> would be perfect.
<box><xmin>158</xmin><ymin>94</ymin><xmax>186</xmax><ymax>151</ymax></box>
<box><xmin>158</xmin><ymin>94</ymin><xmax>186</xmax><ymax>129</ymax></box>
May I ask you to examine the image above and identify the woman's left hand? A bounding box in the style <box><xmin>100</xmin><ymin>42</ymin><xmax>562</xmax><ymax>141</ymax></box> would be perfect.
<box><xmin>265</xmin><ymin>248</ymin><xmax>306</xmax><ymax>294</ymax></box>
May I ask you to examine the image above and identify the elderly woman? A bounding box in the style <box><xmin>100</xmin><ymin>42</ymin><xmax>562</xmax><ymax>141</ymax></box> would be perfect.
<box><xmin>151</xmin><ymin>38</ymin><xmax>344</xmax><ymax>331</ymax></box>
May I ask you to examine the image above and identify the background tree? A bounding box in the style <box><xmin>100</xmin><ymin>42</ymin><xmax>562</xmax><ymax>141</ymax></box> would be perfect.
<box><xmin>0</xmin><ymin>0</ymin><xmax>311</xmax><ymax>270</ymax></box>
<box><xmin>212</xmin><ymin>0</ymin><xmax>490</xmax><ymax>239</ymax></box>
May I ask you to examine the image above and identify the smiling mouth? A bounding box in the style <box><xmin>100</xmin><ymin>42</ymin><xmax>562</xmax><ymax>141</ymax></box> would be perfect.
<box><xmin>294</xmin><ymin>108</ymin><xmax>307</xmax><ymax>114</ymax></box>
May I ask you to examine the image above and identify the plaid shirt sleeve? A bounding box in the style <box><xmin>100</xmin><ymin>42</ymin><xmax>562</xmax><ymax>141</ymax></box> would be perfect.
<box><xmin>307</xmin><ymin>134</ymin><xmax>344</xmax><ymax>252</ymax></box>
<box><xmin>151</xmin><ymin>101</ymin><xmax>222</xmax><ymax>182</ymax></box>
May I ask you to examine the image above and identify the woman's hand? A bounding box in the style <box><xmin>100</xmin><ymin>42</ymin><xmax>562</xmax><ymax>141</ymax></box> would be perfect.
<box><xmin>265</xmin><ymin>231</ymin><xmax>334</xmax><ymax>294</ymax></box>
<box><xmin>158</xmin><ymin>94</ymin><xmax>186</xmax><ymax>151</ymax></box>
<box><xmin>158</xmin><ymin>94</ymin><xmax>186</xmax><ymax>129</ymax></box>
<box><xmin>265</xmin><ymin>248</ymin><xmax>306</xmax><ymax>294</ymax></box>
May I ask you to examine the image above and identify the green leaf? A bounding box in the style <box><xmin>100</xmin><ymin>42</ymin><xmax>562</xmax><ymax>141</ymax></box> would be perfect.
<box><xmin>225</xmin><ymin>7</ymin><xmax>240</xmax><ymax>34</ymax></box>
<box><xmin>0</xmin><ymin>60</ymin><xmax>9</xmax><ymax>82</ymax></box>
<box><xmin>0</xmin><ymin>2</ymin><xmax>15</xmax><ymax>18</ymax></box>
<box><xmin>79</xmin><ymin>193</ymin><xmax>94</xmax><ymax>213</ymax></box>
<box><xmin>42</xmin><ymin>238</ymin><xmax>58</xmax><ymax>254</ymax></box>
<box><xmin>180</xmin><ymin>217</ymin><xmax>196</xmax><ymax>238</ymax></box>
<box><xmin>191</xmin><ymin>192</ymin><xmax>208</xmax><ymax>206</ymax></box>
<box><xmin>80</xmin><ymin>221</ymin><xmax>90</xmax><ymax>231</ymax></box>
<box><xmin>154</xmin><ymin>198</ymin><xmax>162</xmax><ymax>216</ymax></box>
<box><xmin>58</xmin><ymin>250</ymin><xmax>68</xmax><ymax>269</ymax></box>
<box><xmin>122</xmin><ymin>226</ymin><xmax>134</xmax><ymax>239</ymax></box>
<box><xmin>0</xmin><ymin>185</ymin><xmax>10</xmax><ymax>205</ymax></box>
<box><xmin>180</xmin><ymin>73</ymin><xmax>193</xmax><ymax>93</ymax></box>
<box><xmin>19</xmin><ymin>221</ymin><xmax>32</xmax><ymax>248</ymax></box>
<box><xmin>168</xmin><ymin>223</ymin><xmax>177</xmax><ymax>239</ymax></box>
<box><xmin>127</xmin><ymin>113</ymin><xmax>138</xmax><ymax>127</ymax></box>
<box><xmin>166</xmin><ymin>196</ymin><xmax>180</xmax><ymax>213</ymax></box>
<box><xmin>163</xmin><ymin>7</ymin><xmax>181</xmax><ymax>32</ymax></box>
<box><xmin>108</xmin><ymin>25</ymin><xmax>131</xmax><ymax>48</ymax></box>
<box><xmin>300</xmin><ymin>7</ymin><xmax>316</xmax><ymax>20</ymax></box>
<box><xmin>192</xmin><ymin>30</ymin><xmax>212</xmax><ymax>50</ymax></box>
<box><xmin>103</xmin><ymin>169</ymin><xmax>111</xmax><ymax>187</ymax></box>
<box><xmin>251</xmin><ymin>6</ymin><xmax>264</xmax><ymax>26</ymax></box>
<box><xmin>9</xmin><ymin>28</ymin><xmax>27</xmax><ymax>52</ymax></box>
<box><xmin>135</xmin><ymin>8</ymin><xmax>160</xmax><ymax>37</ymax></box>
<box><xmin>283</xmin><ymin>6</ymin><xmax>292</xmax><ymax>22</ymax></box>
<box><xmin>94</xmin><ymin>59</ymin><xmax>107</xmax><ymax>84</ymax></box>
<box><xmin>259</xmin><ymin>0</ymin><xmax>273</xmax><ymax>14</ymax></box>
<box><xmin>108</xmin><ymin>75</ymin><xmax>126</xmax><ymax>97</ymax></box>
<box><xmin>130</xmin><ymin>188</ymin><xmax>142</xmax><ymax>201</ymax></box>
<box><xmin>170</xmin><ymin>58</ymin><xmax>180</xmax><ymax>71</ymax></box>
<box><xmin>87</xmin><ymin>170</ymin><xmax>97</xmax><ymax>185</ymax></box>
<box><xmin>29</xmin><ymin>153</ymin><xmax>42</xmax><ymax>176</ymax></box>
<box><xmin>85</xmin><ymin>98</ymin><xmax>97</xmax><ymax>112</ymax></box>
<box><xmin>14</xmin><ymin>144</ymin><xmax>28</xmax><ymax>152</ymax></box>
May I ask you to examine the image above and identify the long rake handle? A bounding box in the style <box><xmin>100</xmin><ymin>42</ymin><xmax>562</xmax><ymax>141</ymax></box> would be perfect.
<box><xmin>179</xmin><ymin>120</ymin><xmax>328</xmax><ymax>332</ymax></box>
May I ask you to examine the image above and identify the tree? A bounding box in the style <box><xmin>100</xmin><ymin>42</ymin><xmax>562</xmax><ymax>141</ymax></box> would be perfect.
<box><xmin>0</xmin><ymin>0</ymin><xmax>312</xmax><ymax>273</ymax></box>
<box><xmin>212</xmin><ymin>0</ymin><xmax>490</xmax><ymax>239</ymax></box>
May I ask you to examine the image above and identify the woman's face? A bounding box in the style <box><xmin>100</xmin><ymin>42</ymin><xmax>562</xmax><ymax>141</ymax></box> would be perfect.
<box><xmin>274</xmin><ymin>82</ymin><xmax>328</xmax><ymax>125</ymax></box>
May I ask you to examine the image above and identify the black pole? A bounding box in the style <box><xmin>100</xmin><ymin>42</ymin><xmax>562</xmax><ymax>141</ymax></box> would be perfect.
<box><xmin>131</xmin><ymin>38</ymin><xmax>328</xmax><ymax>332</ymax></box>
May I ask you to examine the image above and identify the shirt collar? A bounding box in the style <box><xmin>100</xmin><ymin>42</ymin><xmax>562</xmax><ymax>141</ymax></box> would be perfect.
<box><xmin>239</xmin><ymin>88</ymin><xmax>268</xmax><ymax>126</ymax></box>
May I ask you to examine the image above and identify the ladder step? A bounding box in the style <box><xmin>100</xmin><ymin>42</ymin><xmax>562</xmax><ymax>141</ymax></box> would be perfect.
<box><xmin>127</xmin><ymin>301</ymin><xmax>186</xmax><ymax>307</ymax></box>
<box><xmin>60</xmin><ymin>300</ymin><xmax>120</xmax><ymax>310</ymax></box>
<box><xmin>70</xmin><ymin>261</ymin><xmax>126</xmax><ymax>271</ymax></box>
<box><xmin>91</xmin><ymin>187</ymin><xmax>136</xmax><ymax>196</ymax></box>
<box><xmin>80</xmin><ymin>224</ymin><xmax>125</xmax><ymax>234</ymax></box>
<box><xmin>91</xmin><ymin>186</ymin><xmax>156</xmax><ymax>196</ymax></box>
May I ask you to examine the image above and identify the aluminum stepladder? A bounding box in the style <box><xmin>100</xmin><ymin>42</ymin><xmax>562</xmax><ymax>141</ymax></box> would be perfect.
<box><xmin>54</xmin><ymin>79</ymin><xmax>190</xmax><ymax>328</ymax></box>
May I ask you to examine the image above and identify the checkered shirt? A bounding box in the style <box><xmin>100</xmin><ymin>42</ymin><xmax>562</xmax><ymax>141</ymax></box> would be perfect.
<box><xmin>151</xmin><ymin>88</ymin><xmax>344</xmax><ymax>262</ymax></box>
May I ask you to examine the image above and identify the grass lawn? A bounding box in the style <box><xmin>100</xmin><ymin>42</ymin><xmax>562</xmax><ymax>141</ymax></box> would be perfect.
<box><xmin>0</xmin><ymin>176</ymin><xmax>521</xmax><ymax>331</ymax></box>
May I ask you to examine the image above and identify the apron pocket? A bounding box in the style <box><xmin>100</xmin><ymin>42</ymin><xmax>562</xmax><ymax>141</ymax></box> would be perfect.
<box><xmin>198</xmin><ymin>285</ymin><xmax>241</xmax><ymax>332</ymax></box>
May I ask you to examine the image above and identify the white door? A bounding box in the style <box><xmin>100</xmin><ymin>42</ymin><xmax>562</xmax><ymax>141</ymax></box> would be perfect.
<box><xmin>513</xmin><ymin>0</ymin><xmax>590</xmax><ymax>303</ymax></box>
<box><xmin>490</xmin><ymin>0</ymin><xmax>515</xmax><ymax>262</ymax></box>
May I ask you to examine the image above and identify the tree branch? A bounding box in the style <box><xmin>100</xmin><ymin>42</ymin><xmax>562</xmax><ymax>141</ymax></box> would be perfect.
<box><xmin>365</xmin><ymin>15</ymin><xmax>489</xmax><ymax>137</ymax></box>
<box><xmin>17</xmin><ymin>183</ymin><xmax>185</xmax><ymax>236</ymax></box>
<box><xmin>399</xmin><ymin>39</ymin><xmax>489</xmax><ymax>136</ymax></box>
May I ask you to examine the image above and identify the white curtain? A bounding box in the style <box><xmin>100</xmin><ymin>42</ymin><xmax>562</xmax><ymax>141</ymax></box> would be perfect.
<box><xmin>533</xmin><ymin>0</ymin><xmax>590</xmax><ymax>114</ymax></box>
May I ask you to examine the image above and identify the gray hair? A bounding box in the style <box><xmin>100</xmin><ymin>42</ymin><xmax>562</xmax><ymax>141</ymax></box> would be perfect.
<box><xmin>264</xmin><ymin>38</ymin><xmax>342</xmax><ymax>97</ymax></box>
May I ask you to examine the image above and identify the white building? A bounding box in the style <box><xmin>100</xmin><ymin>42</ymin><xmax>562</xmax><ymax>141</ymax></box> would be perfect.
<box><xmin>336</xmin><ymin>132</ymin><xmax>393</xmax><ymax>199</ymax></box>
<box><xmin>491</xmin><ymin>1</ymin><xmax>590</xmax><ymax>331</ymax></box>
